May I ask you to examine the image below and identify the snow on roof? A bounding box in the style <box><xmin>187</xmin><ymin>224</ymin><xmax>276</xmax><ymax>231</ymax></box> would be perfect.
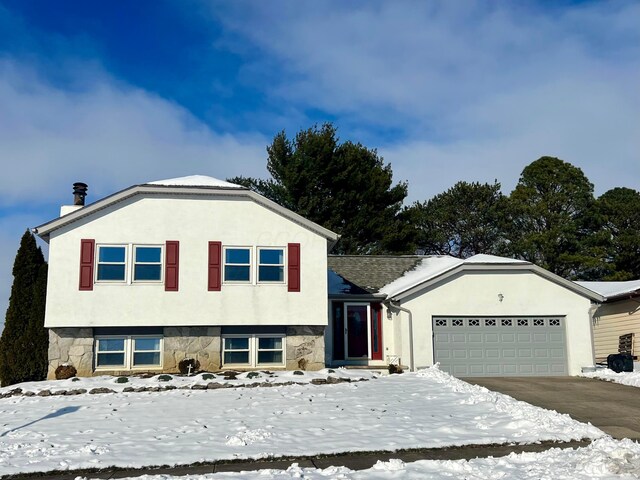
<box><xmin>575</xmin><ymin>280</ymin><xmax>640</xmax><ymax>300</ymax></box>
<box><xmin>380</xmin><ymin>256</ymin><xmax>463</xmax><ymax>297</ymax></box>
<box><xmin>464</xmin><ymin>253</ymin><xmax>529</xmax><ymax>264</ymax></box>
<box><xmin>380</xmin><ymin>254</ymin><xmax>529</xmax><ymax>298</ymax></box>
<box><xmin>146</xmin><ymin>175</ymin><xmax>243</xmax><ymax>188</ymax></box>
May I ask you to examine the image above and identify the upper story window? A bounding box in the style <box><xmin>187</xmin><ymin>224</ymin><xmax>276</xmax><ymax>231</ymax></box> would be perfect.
<box><xmin>224</xmin><ymin>247</ymin><xmax>251</xmax><ymax>282</ymax></box>
<box><xmin>95</xmin><ymin>244</ymin><xmax>163</xmax><ymax>284</ymax></box>
<box><xmin>134</xmin><ymin>246</ymin><xmax>162</xmax><ymax>282</ymax></box>
<box><xmin>258</xmin><ymin>248</ymin><xmax>284</xmax><ymax>283</ymax></box>
<box><xmin>97</xmin><ymin>246</ymin><xmax>127</xmax><ymax>281</ymax></box>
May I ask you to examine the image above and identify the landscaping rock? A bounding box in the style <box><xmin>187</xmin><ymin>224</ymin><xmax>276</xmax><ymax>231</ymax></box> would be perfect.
<box><xmin>55</xmin><ymin>364</ymin><xmax>77</xmax><ymax>380</ymax></box>
<box><xmin>122</xmin><ymin>387</ymin><xmax>135</xmax><ymax>393</ymax></box>
<box><xmin>191</xmin><ymin>384</ymin><xmax>207</xmax><ymax>390</ymax></box>
<box><xmin>89</xmin><ymin>387</ymin><xmax>115</xmax><ymax>394</ymax></box>
<box><xmin>37</xmin><ymin>390</ymin><xmax>51</xmax><ymax>397</ymax></box>
<box><xmin>206</xmin><ymin>382</ymin><xmax>224</xmax><ymax>389</ymax></box>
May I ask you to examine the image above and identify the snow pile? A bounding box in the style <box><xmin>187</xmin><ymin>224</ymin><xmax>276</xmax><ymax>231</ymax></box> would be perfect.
<box><xmin>581</xmin><ymin>367</ymin><xmax>640</xmax><ymax>388</ymax></box>
<box><xmin>0</xmin><ymin>368</ymin><xmax>604</xmax><ymax>476</ymax></box>
<box><xmin>83</xmin><ymin>437</ymin><xmax>640</xmax><ymax>480</ymax></box>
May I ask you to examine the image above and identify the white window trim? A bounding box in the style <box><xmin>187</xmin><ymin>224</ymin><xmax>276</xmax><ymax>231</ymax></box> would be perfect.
<box><xmin>222</xmin><ymin>334</ymin><xmax>286</xmax><ymax>368</ymax></box>
<box><xmin>223</xmin><ymin>246</ymin><xmax>253</xmax><ymax>284</ymax></box>
<box><xmin>94</xmin><ymin>335</ymin><xmax>164</xmax><ymax>370</ymax></box>
<box><xmin>95</xmin><ymin>244</ymin><xmax>129</xmax><ymax>283</ymax></box>
<box><xmin>94</xmin><ymin>243</ymin><xmax>164</xmax><ymax>286</ymax></box>
<box><xmin>256</xmin><ymin>247</ymin><xmax>286</xmax><ymax>284</ymax></box>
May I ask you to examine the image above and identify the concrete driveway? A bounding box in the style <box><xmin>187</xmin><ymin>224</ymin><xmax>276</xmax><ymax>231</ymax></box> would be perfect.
<box><xmin>463</xmin><ymin>376</ymin><xmax>640</xmax><ymax>440</ymax></box>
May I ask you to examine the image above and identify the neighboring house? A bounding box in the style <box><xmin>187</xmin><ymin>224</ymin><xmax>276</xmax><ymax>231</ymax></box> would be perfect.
<box><xmin>329</xmin><ymin>254</ymin><xmax>604</xmax><ymax>376</ymax></box>
<box><xmin>34</xmin><ymin>176</ymin><xmax>339</xmax><ymax>379</ymax></box>
<box><xmin>576</xmin><ymin>281</ymin><xmax>640</xmax><ymax>362</ymax></box>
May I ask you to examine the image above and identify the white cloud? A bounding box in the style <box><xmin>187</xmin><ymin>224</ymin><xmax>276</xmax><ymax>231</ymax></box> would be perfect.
<box><xmin>213</xmin><ymin>0</ymin><xmax>640</xmax><ymax>200</ymax></box>
<box><xmin>0</xmin><ymin>60</ymin><xmax>269</xmax><ymax>207</ymax></box>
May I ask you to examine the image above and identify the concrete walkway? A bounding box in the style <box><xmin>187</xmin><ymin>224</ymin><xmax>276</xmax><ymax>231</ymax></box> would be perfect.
<box><xmin>5</xmin><ymin>439</ymin><xmax>590</xmax><ymax>479</ymax></box>
<box><xmin>463</xmin><ymin>376</ymin><xmax>640</xmax><ymax>441</ymax></box>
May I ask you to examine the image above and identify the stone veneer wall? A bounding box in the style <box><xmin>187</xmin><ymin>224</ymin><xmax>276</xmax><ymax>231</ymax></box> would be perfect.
<box><xmin>285</xmin><ymin>325</ymin><xmax>325</xmax><ymax>370</ymax></box>
<box><xmin>48</xmin><ymin>328</ymin><xmax>94</xmax><ymax>379</ymax></box>
<box><xmin>162</xmin><ymin>326</ymin><xmax>221</xmax><ymax>373</ymax></box>
<box><xmin>47</xmin><ymin>325</ymin><xmax>323</xmax><ymax>377</ymax></box>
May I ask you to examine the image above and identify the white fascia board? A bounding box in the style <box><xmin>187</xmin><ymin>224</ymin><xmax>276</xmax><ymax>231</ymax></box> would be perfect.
<box><xmin>33</xmin><ymin>184</ymin><xmax>340</xmax><ymax>245</ymax></box>
<box><xmin>389</xmin><ymin>263</ymin><xmax>605</xmax><ymax>303</ymax></box>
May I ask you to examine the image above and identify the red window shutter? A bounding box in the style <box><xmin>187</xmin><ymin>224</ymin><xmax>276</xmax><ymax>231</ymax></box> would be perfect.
<box><xmin>79</xmin><ymin>239</ymin><xmax>95</xmax><ymax>291</ymax></box>
<box><xmin>208</xmin><ymin>241</ymin><xmax>222</xmax><ymax>291</ymax></box>
<box><xmin>165</xmin><ymin>241</ymin><xmax>179</xmax><ymax>291</ymax></box>
<box><xmin>288</xmin><ymin>243</ymin><xmax>300</xmax><ymax>292</ymax></box>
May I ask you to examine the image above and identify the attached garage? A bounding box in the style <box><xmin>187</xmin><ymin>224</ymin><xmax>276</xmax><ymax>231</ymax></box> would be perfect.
<box><xmin>433</xmin><ymin>316</ymin><xmax>567</xmax><ymax>376</ymax></box>
<box><xmin>379</xmin><ymin>255</ymin><xmax>604</xmax><ymax>377</ymax></box>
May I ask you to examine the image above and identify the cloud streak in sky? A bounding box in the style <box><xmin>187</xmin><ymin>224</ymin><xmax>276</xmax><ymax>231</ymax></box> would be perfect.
<box><xmin>212</xmin><ymin>0</ymin><xmax>640</xmax><ymax>198</ymax></box>
<box><xmin>0</xmin><ymin>60</ymin><xmax>268</xmax><ymax>208</ymax></box>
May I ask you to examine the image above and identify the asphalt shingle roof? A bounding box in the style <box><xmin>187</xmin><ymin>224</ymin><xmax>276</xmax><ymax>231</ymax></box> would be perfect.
<box><xmin>327</xmin><ymin>255</ymin><xmax>424</xmax><ymax>293</ymax></box>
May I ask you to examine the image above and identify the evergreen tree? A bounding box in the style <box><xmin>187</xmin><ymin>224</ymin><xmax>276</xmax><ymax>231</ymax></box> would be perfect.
<box><xmin>505</xmin><ymin>157</ymin><xmax>606</xmax><ymax>279</ymax></box>
<box><xmin>412</xmin><ymin>181</ymin><xmax>507</xmax><ymax>258</ymax></box>
<box><xmin>597</xmin><ymin>187</ymin><xmax>640</xmax><ymax>280</ymax></box>
<box><xmin>229</xmin><ymin>123</ymin><xmax>413</xmax><ymax>254</ymax></box>
<box><xmin>0</xmin><ymin>230</ymin><xmax>48</xmax><ymax>386</ymax></box>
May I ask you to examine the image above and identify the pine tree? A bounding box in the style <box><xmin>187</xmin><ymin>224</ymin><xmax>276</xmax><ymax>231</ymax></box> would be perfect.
<box><xmin>229</xmin><ymin>123</ymin><xmax>413</xmax><ymax>254</ymax></box>
<box><xmin>0</xmin><ymin>230</ymin><xmax>48</xmax><ymax>386</ymax></box>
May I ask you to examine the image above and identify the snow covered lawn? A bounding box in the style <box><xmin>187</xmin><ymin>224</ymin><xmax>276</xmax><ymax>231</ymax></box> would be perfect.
<box><xmin>81</xmin><ymin>438</ymin><xmax>640</xmax><ymax>480</ymax></box>
<box><xmin>581</xmin><ymin>365</ymin><xmax>640</xmax><ymax>388</ymax></box>
<box><xmin>0</xmin><ymin>368</ymin><xmax>605</xmax><ymax>476</ymax></box>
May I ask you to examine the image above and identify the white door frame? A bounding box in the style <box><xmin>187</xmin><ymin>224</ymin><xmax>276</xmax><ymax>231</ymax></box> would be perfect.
<box><xmin>344</xmin><ymin>302</ymin><xmax>371</xmax><ymax>359</ymax></box>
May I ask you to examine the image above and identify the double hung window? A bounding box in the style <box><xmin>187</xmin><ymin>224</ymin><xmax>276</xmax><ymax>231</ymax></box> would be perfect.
<box><xmin>97</xmin><ymin>246</ymin><xmax>127</xmax><ymax>281</ymax></box>
<box><xmin>224</xmin><ymin>248</ymin><xmax>251</xmax><ymax>282</ymax></box>
<box><xmin>133</xmin><ymin>246</ymin><xmax>162</xmax><ymax>281</ymax></box>
<box><xmin>95</xmin><ymin>336</ymin><xmax>163</xmax><ymax>369</ymax></box>
<box><xmin>222</xmin><ymin>335</ymin><xmax>285</xmax><ymax>367</ymax></box>
<box><xmin>258</xmin><ymin>248</ymin><xmax>284</xmax><ymax>282</ymax></box>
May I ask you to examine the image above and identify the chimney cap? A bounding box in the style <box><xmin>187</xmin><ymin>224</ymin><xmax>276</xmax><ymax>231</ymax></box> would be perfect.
<box><xmin>73</xmin><ymin>182</ymin><xmax>88</xmax><ymax>206</ymax></box>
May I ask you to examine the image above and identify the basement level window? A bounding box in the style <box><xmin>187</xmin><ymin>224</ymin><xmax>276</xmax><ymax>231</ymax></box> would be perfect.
<box><xmin>95</xmin><ymin>336</ymin><xmax>162</xmax><ymax>369</ymax></box>
<box><xmin>222</xmin><ymin>335</ymin><xmax>285</xmax><ymax>367</ymax></box>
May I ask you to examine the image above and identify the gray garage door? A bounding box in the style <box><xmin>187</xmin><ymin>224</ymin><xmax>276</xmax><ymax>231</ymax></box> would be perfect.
<box><xmin>433</xmin><ymin>316</ymin><xmax>567</xmax><ymax>377</ymax></box>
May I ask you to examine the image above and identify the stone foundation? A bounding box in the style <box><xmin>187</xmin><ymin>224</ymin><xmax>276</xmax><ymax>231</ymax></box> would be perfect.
<box><xmin>48</xmin><ymin>328</ymin><xmax>94</xmax><ymax>379</ymax></box>
<box><xmin>47</xmin><ymin>324</ymin><xmax>324</xmax><ymax>377</ymax></box>
<box><xmin>163</xmin><ymin>326</ymin><xmax>221</xmax><ymax>373</ymax></box>
<box><xmin>286</xmin><ymin>325</ymin><xmax>325</xmax><ymax>370</ymax></box>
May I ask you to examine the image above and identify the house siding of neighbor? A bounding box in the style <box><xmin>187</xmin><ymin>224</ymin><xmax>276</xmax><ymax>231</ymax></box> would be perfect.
<box><xmin>35</xmin><ymin>177</ymin><xmax>338</xmax><ymax>379</ymax></box>
<box><xmin>329</xmin><ymin>255</ymin><xmax>603</xmax><ymax>377</ymax></box>
<box><xmin>577</xmin><ymin>281</ymin><xmax>640</xmax><ymax>362</ymax></box>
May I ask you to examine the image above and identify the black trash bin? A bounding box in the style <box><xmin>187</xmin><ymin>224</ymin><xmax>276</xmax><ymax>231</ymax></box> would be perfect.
<box><xmin>607</xmin><ymin>353</ymin><xmax>634</xmax><ymax>373</ymax></box>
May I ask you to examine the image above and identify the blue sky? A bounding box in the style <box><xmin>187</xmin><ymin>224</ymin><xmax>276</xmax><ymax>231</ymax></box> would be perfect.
<box><xmin>0</xmin><ymin>0</ymin><xmax>638</xmax><ymax>329</ymax></box>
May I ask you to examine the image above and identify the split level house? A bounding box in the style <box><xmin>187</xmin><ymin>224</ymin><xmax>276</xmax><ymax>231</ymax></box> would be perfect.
<box><xmin>35</xmin><ymin>176</ymin><xmax>609</xmax><ymax>379</ymax></box>
<box><xmin>34</xmin><ymin>176</ymin><xmax>339</xmax><ymax>379</ymax></box>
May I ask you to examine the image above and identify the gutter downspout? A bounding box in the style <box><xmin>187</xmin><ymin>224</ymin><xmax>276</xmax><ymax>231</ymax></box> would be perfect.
<box><xmin>387</xmin><ymin>300</ymin><xmax>415</xmax><ymax>372</ymax></box>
